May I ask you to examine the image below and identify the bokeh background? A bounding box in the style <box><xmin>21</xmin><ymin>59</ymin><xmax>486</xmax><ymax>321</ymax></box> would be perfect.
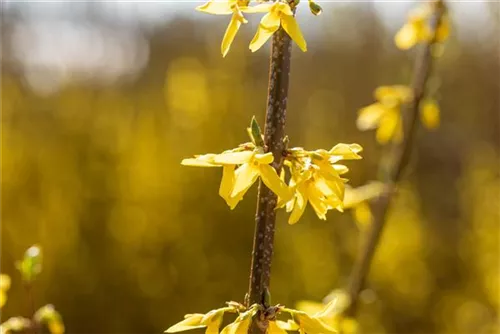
<box><xmin>1</xmin><ymin>1</ymin><xmax>499</xmax><ymax>333</ymax></box>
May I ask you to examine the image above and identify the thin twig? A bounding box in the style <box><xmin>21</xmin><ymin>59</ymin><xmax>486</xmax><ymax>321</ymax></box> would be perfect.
<box><xmin>246</xmin><ymin>26</ymin><xmax>293</xmax><ymax>334</ymax></box>
<box><xmin>344</xmin><ymin>0</ymin><xmax>446</xmax><ymax>317</ymax></box>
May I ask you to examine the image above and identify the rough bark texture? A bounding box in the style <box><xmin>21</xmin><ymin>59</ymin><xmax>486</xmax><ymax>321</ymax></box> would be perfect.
<box><xmin>345</xmin><ymin>1</ymin><xmax>445</xmax><ymax>317</ymax></box>
<box><xmin>246</xmin><ymin>27</ymin><xmax>292</xmax><ymax>333</ymax></box>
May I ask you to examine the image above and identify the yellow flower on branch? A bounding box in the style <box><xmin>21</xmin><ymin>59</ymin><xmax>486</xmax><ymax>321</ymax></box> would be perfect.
<box><xmin>395</xmin><ymin>2</ymin><xmax>450</xmax><ymax>50</ymax></box>
<box><xmin>283</xmin><ymin>144</ymin><xmax>363</xmax><ymax>224</ymax></box>
<box><xmin>246</xmin><ymin>1</ymin><xmax>307</xmax><ymax>53</ymax></box>
<box><xmin>181</xmin><ymin>118</ymin><xmax>291</xmax><ymax>209</ymax></box>
<box><xmin>357</xmin><ymin>85</ymin><xmax>413</xmax><ymax>144</ymax></box>
<box><xmin>196</xmin><ymin>0</ymin><xmax>251</xmax><ymax>57</ymax></box>
<box><xmin>166</xmin><ymin>306</ymin><xmax>238</xmax><ymax>334</ymax></box>
<box><xmin>182</xmin><ymin>148</ymin><xmax>291</xmax><ymax>209</ymax></box>
<box><xmin>296</xmin><ymin>289</ymin><xmax>359</xmax><ymax>334</ymax></box>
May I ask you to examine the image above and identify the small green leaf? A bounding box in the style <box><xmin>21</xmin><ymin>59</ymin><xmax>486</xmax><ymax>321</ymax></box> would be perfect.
<box><xmin>249</xmin><ymin>116</ymin><xmax>264</xmax><ymax>147</ymax></box>
<box><xmin>17</xmin><ymin>244</ymin><xmax>42</xmax><ymax>282</ymax></box>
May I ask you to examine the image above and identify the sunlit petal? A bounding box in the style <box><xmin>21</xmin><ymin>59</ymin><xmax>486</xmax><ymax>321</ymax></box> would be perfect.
<box><xmin>281</xmin><ymin>15</ymin><xmax>307</xmax><ymax>52</ymax></box>
<box><xmin>221</xmin><ymin>13</ymin><xmax>243</xmax><ymax>57</ymax></box>
<box><xmin>213</xmin><ymin>151</ymin><xmax>254</xmax><ymax>165</ymax></box>
<box><xmin>395</xmin><ymin>23</ymin><xmax>418</xmax><ymax>50</ymax></box>
<box><xmin>259</xmin><ymin>164</ymin><xmax>292</xmax><ymax>202</ymax></box>
<box><xmin>249</xmin><ymin>12</ymin><xmax>280</xmax><ymax>52</ymax></box>
<box><xmin>196</xmin><ymin>0</ymin><xmax>233</xmax><ymax>15</ymax></box>
<box><xmin>231</xmin><ymin>163</ymin><xmax>260</xmax><ymax>198</ymax></box>
<box><xmin>356</xmin><ymin>103</ymin><xmax>386</xmax><ymax>130</ymax></box>
<box><xmin>165</xmin><ymin>314</ymin><xmax>205</xmax><ymax>333</ymax></box>
<box><xmin>254</xmin><ymin>152</ymin><xmax>274</xmax><ymax>164</ymax></box>
<box><xmin>376</xmin><ymin>110</ymin><xmax>400</xmax><ymax>144</ymax></box>
<box><xmin>219</xmin><ymin>165</ymin><xmax>236</xmax><ymax>202</ymax></box>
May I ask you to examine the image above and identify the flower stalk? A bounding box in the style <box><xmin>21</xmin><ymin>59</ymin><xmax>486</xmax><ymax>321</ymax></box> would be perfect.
<box><xmin>246</xmin><ymin>25</ymin><xmax>293</xmax><ymax>333</ymax></box>
<box><xmin>344</xmin><ymin>0</ymin><xmax>447</xmax><ymax>317</ymax></box>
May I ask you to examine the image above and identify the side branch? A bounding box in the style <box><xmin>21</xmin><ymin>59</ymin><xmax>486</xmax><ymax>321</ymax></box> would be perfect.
<box><xmin>247</xmin><ymin>27</ymin><xmax>293</xmax><ymax>333</ymax></box>
<box><xmin>345</xmin><ymin>1</ymin><xmax>446</xmax><ymax>317</ymax></box>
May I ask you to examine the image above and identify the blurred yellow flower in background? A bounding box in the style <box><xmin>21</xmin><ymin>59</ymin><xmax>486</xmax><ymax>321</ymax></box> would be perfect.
<box><xmin>34</xmin><ymin>305</ymin><xmax>65</xmax><ymax>334</ymax></box>
<box><xmin>0</xmin><ymin>274</ymin><xmax>11</xmax><ymax>308</ymax></box>
<box><xmin>419</xmin><ymin>98</ymin><xmax>440</xmax><ymax>129</ymax></box>
<box><xmin>357</xmin><ymin>85</ymin><xmax>413</xmax><ymax>144</ymax></box>
<box><xmin>343</xmin><ymin>181</ymin><xmax>386</xmax><ymax>228</ymax></box>
<box><xmin>196</xmin><ymin>0</ymin><xmax>251</xmax><ymax>57</ymax></box>
<box><xmin>247</xmin><ymin>1</ymin><xmax>307</xmax><ymax>52</ymax></box>
<box><xmin>395</xmin><ymin>2</ymin><xmax>450</xmax><ymax>50</ymax></box>
<box><xmin>0</xmin><ymin>317</ymin><xmax>32</xmax><ymax>334</ymax></box>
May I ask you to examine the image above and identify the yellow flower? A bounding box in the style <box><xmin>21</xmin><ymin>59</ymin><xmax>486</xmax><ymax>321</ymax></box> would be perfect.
<box><xmin>357</xmin><ymin>85</ymin><xmax>413</xmax><ymax>144</ymax></box>
<box><xmin>182</xmin><ymin>148</ymin><xmax>292</xmax><ymax>209</ymax></box>
<box><xmin>166</xmin><ymin>307</ymin><xmax>233</xmax><ymax>334</ymax></box>
<box><xmin>0</xmin><ymin>317</ymin><xmax>32</xmax><ymax>334</ymax></box>
<box><xmin>419</xmin><ymin>98</ymin><xmax>440</xmax><ymax>129</ymax></box>
<box><xmin>34</xmin><ymin>305</ymin><xmax>65</xmax><ymax>334</ymax></box>
<box><xmin>246</xmin><ymin>1</ymin><xmax>307</xmax><ymax>53</ymax></box>
<box><xmin>220</xmin><ymin>307</ymin><xmax>257</xmax><ymax>334</ymax></box>
<box><xmin>0</xmin><ymin>274</ymin><xmax>11</xmax><ymax>308</ymax></box>
<box><xmin>343</xmin><ymin>182</ymin><xmax>386</xmax><ymax>228</ymax></box>
<box><xmin>295</xmin><ymin>290</ymin><xmax>358</xmax><ymax>334</ymax></box>
<box><xmin>277</xmin><ymin>307</ymin><xmax>337</xmax><ymax>334</ymax></box>
<box><xmin>284</xmin><ymin>144</ymin><xmax>363</xmax><ymax>224</ymax></box>
<box><xmin>196</xmin><ymin>0</ymin><xmax>251</xmax><ymax>57</ymax></box>
<box><xmin>395</xmin><ymin>3</ymin><xmax>450</xmax><ymax>50</ymax></box>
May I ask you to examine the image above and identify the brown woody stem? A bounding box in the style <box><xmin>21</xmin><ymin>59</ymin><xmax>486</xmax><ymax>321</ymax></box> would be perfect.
<box><xmin>246</xmin><ymin>27</ymin><xmax>293</xmax><ymax>333</ymax></box>
<box><xmin>344</xmin><ymin>0</ymin><xmax>446</xmax><ymax>317</ymax></box>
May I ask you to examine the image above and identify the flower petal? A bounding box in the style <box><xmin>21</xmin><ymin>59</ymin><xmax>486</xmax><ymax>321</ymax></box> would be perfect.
<box><xmin>356</xmin><ymin>103</ymin><xmax>386</xmax><ymax>131</ymax></box>
<box><xmin>249</xmin><ymin>12</ymin><xmax>280</xmax><ymax>52</ymax></box>
<box><xmin>306</xmin><ymin>183</ymin><xmax>328</xmax><ymax>220</ymax></box>
<box><xmin>219</xmin><ymin>165</ymin><xmax>236</xmax><ymax>202</ymax></box>
<box><xmin>259</xmin><ymin>164</ymin><xmax>292</xmax><ymax>203</ymax></box>
<box><xmin>196</xmin><ymin>0</ymin><xmax>233</xmax><ymax>15</ymax></box>
<box><xmin>254</xmin><ymin>152</ymin><xmax>274</xmax><ymax>164</ymax></box>
<box><xmin>376</xmin><ymin>109</ymin><xmax>400</xmax><ymax>144</ymax></box>
<box><xmin>221</xmin><ymin>13</ymin><xmax>243</xmax><ymax>57</ymax></box>
<box><xmin>268</xmin><ymin>321</ymin><xmax>288</xmax><ymax>334</ymax></box>
<box><xmin>240</xmin><ymin>3</ymin><xmax>273</xmax><ymax>13</ymax></box>
<box><xmin>395</xmin><ymin>23</ymin><xmax>418</xmax><ymax>50</ymax></box>
<box><xmin>231</xmin><ymin>163</ymin><xmax>260</xmax><ymax>199</ymax></box>
<box><xmin>181</xmin><ymin>154</ymin><xmax>219</xmax><ymax>167</ymax></box>
<box><xmin>213</xmin><ymin>151</ymin><xmax>254</xmax><ymax>165</ymax></box>
<box><xmin>165</xmin><ymin>314</ymin><xmax>205</xmax><ymax>333</ymax></box>
<box><xmin>289</xmin><ymin>184</ymin><xmax>307</xmax><ymax>224</ymax></box>
<box><xmin>281</xmin><ymin>15</ymin><xmax>307</xmax><ymax>52</ymax></box>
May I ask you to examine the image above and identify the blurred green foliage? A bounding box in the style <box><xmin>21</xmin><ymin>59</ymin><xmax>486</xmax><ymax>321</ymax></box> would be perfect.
<box><xmin>1</xmin><ymin>4</ymin><xmax>499</xmax><ymax>334</ymax></box>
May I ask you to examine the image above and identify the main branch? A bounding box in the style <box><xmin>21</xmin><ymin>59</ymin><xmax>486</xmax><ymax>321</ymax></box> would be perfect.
<box><xmin>246</xmin><ymin>27</ymin><xmax>292</xmax><ymax>333</ymax></box>
<box><xmin>345</xmin><ymin>0</ymin><xmax>446</xmax><ymax>317</ymax></box>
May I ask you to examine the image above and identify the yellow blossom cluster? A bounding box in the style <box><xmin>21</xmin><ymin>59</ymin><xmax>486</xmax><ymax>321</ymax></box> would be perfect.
<box><xmin>196</xmin><ymin>0</ymin><xmax>322</xmax><ymax>57</ymax></box>
<box><xmin>357</xmin><ymin>1</ymin><xmax>450</xmax><ymax>145</ymax></box>
<box><xmin>394</xmin><ymin>2</ymin><xmax>450</xmax><ymax>50</ymax></box>
<box><xmin>357</xmin><ymin>84</ymin><xmax>442</xmax><ymax>144</ymax></box>
<box><xmin>165</xmin><ymin>299</ymin><xmax>344</xmax><ymax>334</ymax></box>
<box><xmin>182</xmin><ymin>118</ymin><xmax>363</xmax><ymax>224</ymax></box>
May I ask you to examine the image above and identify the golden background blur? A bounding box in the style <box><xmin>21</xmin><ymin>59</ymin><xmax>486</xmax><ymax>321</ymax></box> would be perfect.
<box><xmin>1</xmin><ymin>2</ymin><xmax>499</xmax><ymax>333</ymax></box>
